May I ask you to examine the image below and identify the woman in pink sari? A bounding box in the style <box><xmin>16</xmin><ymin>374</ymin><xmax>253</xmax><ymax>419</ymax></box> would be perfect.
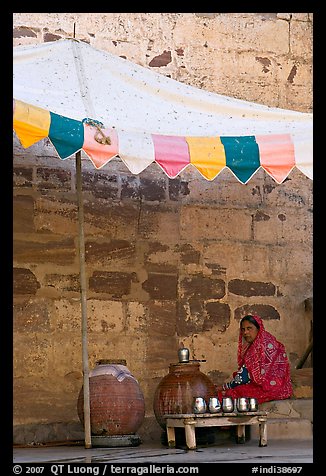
<box><xmin>216</xmin><ymin>315</ymin><xmax>293</xmax><ymax>404</ymax></box>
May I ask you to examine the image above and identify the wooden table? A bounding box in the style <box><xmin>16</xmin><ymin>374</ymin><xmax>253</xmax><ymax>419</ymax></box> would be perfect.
<box><xmin>164</xmin><ymin>411</ymin><xmax>268</xmax><ymax>450</ymax></box>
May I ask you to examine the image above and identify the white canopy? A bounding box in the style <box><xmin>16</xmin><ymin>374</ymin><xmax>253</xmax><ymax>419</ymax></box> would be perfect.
<box><xmin>13</xmin><ymin>38</ymin><xmax>313</xmax><ymax>181</ymax></box>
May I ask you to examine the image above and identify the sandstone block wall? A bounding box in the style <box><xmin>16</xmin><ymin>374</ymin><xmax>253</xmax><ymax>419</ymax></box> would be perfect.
<box><xmin>13</xmin><ymin>13</ymin><xmax>312</xmax><ymax>112</ymax></box>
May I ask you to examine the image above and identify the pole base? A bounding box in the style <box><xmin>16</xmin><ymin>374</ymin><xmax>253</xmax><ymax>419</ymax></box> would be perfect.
<box><xmin>91</xmin><ymin>434</ymin><xmax>141</xmax><ymax>447</ymax></box>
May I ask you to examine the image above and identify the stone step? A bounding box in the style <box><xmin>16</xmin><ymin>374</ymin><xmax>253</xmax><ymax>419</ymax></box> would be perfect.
<box><xmin>260</xmin><ymin>397</ymin><xmax>313</xmax><ymax>422</ymax></box>
<box><xmin>251</xmin><ymin>397</ymin><xmax>313</xmax><ymax>441</ymax></box>
<box><xmin>252</xmin><ymin>417</ymin><xmax>312</xmax><ymax>440</ymax></box>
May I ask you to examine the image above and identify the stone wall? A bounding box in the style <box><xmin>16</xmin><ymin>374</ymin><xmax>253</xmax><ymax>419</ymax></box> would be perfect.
<box><xmin>13</xmin><ymin>13</ymin><xmax>313</xmax><ymax>445</ymax></box>
<box><xmin>13</xmin><ymin>13</ymin><xmax>312</xmax><ymax>112</ymax></box>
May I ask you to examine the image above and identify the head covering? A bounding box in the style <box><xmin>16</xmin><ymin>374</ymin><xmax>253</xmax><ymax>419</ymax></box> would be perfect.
<box><xmin>240</xmin><ymin>314</ymin><xmax>260</xmax><ymax>329</ymax></box>
<box><xmin>238</xmin><ymin>314</ymin><xmax>264</xmax><ymax>369</ymax></box>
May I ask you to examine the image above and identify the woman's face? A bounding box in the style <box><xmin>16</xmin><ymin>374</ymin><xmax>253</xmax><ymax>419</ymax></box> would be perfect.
<box><xmin>240</xmin><ymin>320</ymin><xmax>259</xmax><ymax>344</ymax></box>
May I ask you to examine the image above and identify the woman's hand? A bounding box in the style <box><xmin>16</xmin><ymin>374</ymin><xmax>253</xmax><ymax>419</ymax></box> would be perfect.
<box><xmin>215</xmin><ymin>385</ymin><xmax>224</xmax><ymax>393</ymax></box>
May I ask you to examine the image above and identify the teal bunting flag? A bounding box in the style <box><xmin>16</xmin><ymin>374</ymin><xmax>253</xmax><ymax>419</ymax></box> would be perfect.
<box><xmin>49</xmin><ymin>112</ymin><xmax>84</xmax><ymax>159</ymax></box>
<box><xmin>221</xmin><ymin>136</ymin><xmax>260</xmax><ymax>183</ymax></box>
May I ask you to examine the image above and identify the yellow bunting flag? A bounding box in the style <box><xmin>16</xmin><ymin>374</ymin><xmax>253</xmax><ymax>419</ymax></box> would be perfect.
<box><xmin>186</xmin><ymin>136</ymin><xmax>226</xmax><ymax>180</ymax></box>
<box><xmin>13</xmin><ymin>99</ymin><xmax>51</xmax><ymax>148</ymax></box>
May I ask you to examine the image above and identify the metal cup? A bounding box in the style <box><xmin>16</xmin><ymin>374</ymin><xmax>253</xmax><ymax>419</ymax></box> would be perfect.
<box><xmin>221</xmin><ymin>397</ymin><xmax>234</xmax><ymax>412</ymax></box>
<box><xmin>236</xmin><ymin>397</ymin><xmax>249</xmax><ymax>412</ymax></box>
<box><xmin>208</xmin><ymin>397</ymin><xmax>221</xmax><ymax>413</ymax></box>
<box><xmin>248</xmin><ymin>397</ymin><xmax>258</xmax><ymax>411</ymax></box>
<box><xmin>178</xmin><ymin>347</ymin><xmax>190</xmax><ymax>363</ymax></box>
<box><xmin>193</xmin><ymin>397</ymin><xmax>207</xmax><ymax>413</ymax></box>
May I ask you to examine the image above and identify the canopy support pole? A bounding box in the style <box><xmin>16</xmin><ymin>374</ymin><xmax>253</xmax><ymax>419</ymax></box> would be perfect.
<box><xmin>75</xmin><ymin>150</ymin><xmax>92</xmax><ymax>449</ymax></box>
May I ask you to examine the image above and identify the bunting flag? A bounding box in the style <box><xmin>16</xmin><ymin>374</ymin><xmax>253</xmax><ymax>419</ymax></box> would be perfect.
<box><xmin>13</xmin><ymin>99</ymin><xmax>50</xmax><ymax>148</ymax></box>
<box><xmin>13</xmin><ymin>98</ymin><xmax>312</xmax><ymax>183</ymax></box>
<box><xmin>186</xmin><ymin>136</ymin><xmax>226</xmax><ymax>181</ymax></box>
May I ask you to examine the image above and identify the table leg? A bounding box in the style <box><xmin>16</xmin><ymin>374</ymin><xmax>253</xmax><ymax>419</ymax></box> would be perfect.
<box><xmin>236</xmin><ymin>425</ymin><xmax>246</xmax><ymax>444</ymax></box>
<box><xmin>184</xmin><ymin>421</ymin><xmax>197</xmax><ymax>450</ymax></box>
<box><xmin>259</xmin><ymin>419</ymin><xmax>268</xmax><ymax>447</ymax></box>
<box><xmin>166</xmin><ymin>426</ymin><xmax>176</xmax><ymax>448</ymax></box>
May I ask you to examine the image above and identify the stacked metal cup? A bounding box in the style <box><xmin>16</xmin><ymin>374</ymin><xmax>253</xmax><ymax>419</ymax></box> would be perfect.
<box><xmin>193</xmin><ymin>397</ymin><xmax>207</xmax><ymax>413</ymax></box>
<box><xmin>236</xmin><ymin>397</ymin><xmax>249</xmax><ymax>412</ymax></box>
<box><xmin>248</xmin><ymin>397</ymin><xmax>258</xmax><ymax>411</ymax></box>
<box><xmin>221</xmin><ymin>397</ymin><xmax>234</xmax><ymax>412</ymax></box>
<box><xmin>208</xmin><ymin>397</ymin><xmax>221</xmax><ymax>413</ymax></box>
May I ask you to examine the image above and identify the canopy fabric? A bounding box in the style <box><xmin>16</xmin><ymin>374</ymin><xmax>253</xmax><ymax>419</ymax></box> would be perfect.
<box><xmin>13</xmin><ymin>39</ymin><xmax>313</xmax><ymax>182</ymax></box>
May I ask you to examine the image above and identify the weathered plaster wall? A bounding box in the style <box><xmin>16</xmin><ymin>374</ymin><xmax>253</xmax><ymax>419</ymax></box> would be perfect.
<box><xmin>13</xmin><ymin>13</ymin><xmax>313</xmax><ymax>445</ymax></box>
<box><xmin>13</xmin><ymin>12</ymin><xmax>312</xmax><ymax>112</ymax></box>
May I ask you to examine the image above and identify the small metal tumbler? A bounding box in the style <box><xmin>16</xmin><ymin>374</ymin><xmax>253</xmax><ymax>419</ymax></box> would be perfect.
<box><xmin>193</xmin><ymin>397</ymin><xmax>207</xmax><ymax>413</ymax></box>
<box><xmin>208</xmin><ymin>397</ymin><xmax>221</xmax><ymax>413</ymax></box>
<box><xmin>236</xmin><ymin>397</ymin><xmax>249</xmax><ymax>412</ymax></box>
<box><xmin>248</xmin><ymin>397</ymin><xmax>258</xmax><ymax>411</ymax></box>
<box><xmin>221</xmin><ymin>397</ymin><xmax>234</xmax><ymax>413</ymax></box>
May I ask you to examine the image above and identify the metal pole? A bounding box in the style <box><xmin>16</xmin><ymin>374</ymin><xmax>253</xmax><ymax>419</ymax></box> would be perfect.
<box><xmin>75</xmin><ymin>150</ymin><xmax>92</xmax><ymax>448</ymax></box>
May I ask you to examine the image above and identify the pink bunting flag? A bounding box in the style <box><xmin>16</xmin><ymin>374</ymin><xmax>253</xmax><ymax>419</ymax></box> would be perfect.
<box><xmin>82</xmin><ymin>124</ymin><xmax>119</xmax><ymax>169</ymax></box>
<box><xmin>152</xmin><ymin>134</ymin><xmax>190</xmax><ymax>178</ymax></box>
<box><xmin>256</xmin><ymin>134</ymin><xmax>295</xmax><ymax>183</ymax></box>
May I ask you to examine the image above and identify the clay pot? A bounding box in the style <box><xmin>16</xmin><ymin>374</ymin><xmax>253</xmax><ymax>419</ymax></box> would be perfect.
<box><xmin>153</xmin><ymin>361</ymin><xmax>216</xmax><ymax>428</ymax></box>
<box><xmin>77</xmin><ymin>359</ymin><xmax>145</xmax><ymax>436</ymax></box>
